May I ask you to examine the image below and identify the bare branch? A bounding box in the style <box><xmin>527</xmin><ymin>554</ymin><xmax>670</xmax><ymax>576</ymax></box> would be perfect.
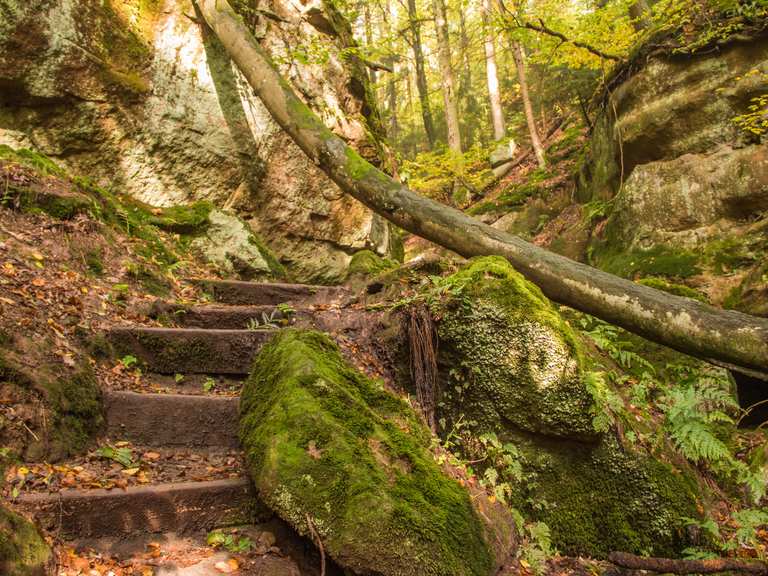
<box><xmin>609</xmin><ymin>552</ymin><xmax>768</xmax><ymax>575</ymax></box>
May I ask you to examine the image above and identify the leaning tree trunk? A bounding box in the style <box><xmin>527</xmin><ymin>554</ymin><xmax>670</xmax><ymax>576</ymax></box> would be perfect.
<box><xmin>194</xmin><ymin>0</ymin><xmax>768</xmax><ymax>377</ymax></box>
<box><xmin>407</xmin><ymin>0</ymin><xmax>438</xmax><ymax>149</ymax></box>
<box><xmin>433</xmin><ymin>0</ymin><xmax>463</xmax><ymax>153</ymax></box>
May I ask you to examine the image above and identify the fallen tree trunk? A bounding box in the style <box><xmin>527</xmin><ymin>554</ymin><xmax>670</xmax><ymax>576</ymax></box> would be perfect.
<box><xmin>609</xmin><ymin>552</ymin><xmax>768</xmax><ymax>575</ymax></box>
<box><xmin>195</xmin><ymin>0</ymin><xmax>768</xmax><ymax>377</ymax></box>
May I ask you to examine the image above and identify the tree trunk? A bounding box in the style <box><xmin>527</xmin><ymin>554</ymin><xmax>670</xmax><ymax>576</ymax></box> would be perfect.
<box><xmin>512</xmin><ymin>41</ymin><xmax>546</xmax><ymax>167</ymax></box>
<box><xmin>195</xmin><ymin>0</ymin><xmax>768</xmax><ymax>377</ymax></box>
<box><xmin>383</xmin><ymin>0</ymin><xmax>399</xmax><ymax>175</ymax></box>
<box><xmin>433</xmin><ymin>0</ymin><xmax>462</xmax><ymax>153</ymax></box>
<box><xmin>407</xmin><ymin>0</ymin><xmax>437</xmax><ymax>149</ymax></box>
<box><xmin>458</xmin><ymin>3</ymin><xmax>478</xmax><ymax>148</ymax></box>
<box><xmin>482</xmin><ymin>0</ymin><xmax>505</xmax><ymax>141</ymax></box>
<box><xmin>363</xmin><ymin>2</ymin><xmax>377</xmax><ymax>85</ymax></box>
<box><xmin>629</xmin><ymin>0</ymin><xmax>652</xmax><ymax>31</ymax></box>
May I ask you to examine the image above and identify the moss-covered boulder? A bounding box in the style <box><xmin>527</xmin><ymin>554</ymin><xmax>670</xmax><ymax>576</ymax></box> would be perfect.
<box><xmin>0</xmin><ymin>506</ymin><xmax>51</xmax><ymax>576</ymax></box>
<box><xmin>431</xmin><ymin>257</ymin><xmax>702</xmax><ymax>557</ymax></box>
<box><xmin>433</xmin><ymin>256</ymin><xmax>595</xmax><ymax>439</ymax></box>
<box><xmin>240</xmin><ymin>330</ymin><xmax>515</xmax><ymax>576</ymax></box>
<box><xmin>345</xmin><ymin>249</ymin><xmax>398</xmax><ymax>279</ymax></box>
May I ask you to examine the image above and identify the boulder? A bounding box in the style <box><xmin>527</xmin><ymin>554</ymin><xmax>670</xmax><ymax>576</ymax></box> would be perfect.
<box><xmin>239</xmin><ymin>330</ymin><xmax>516</xmax><ymax>576</ymax></box>
<box><xmin>433</xmin><ymin>256</ymin><xmax>595</xmax><ymax>439</ymax></box>
<box><xmin>190</xmin><ymin>209</ymin><xmax>283</xmax><ymax>280</ymax></box>
<box><xmin>431</xmin><ymin>257</ymin><xmax>702</xmax><ymax>557</ymax></box>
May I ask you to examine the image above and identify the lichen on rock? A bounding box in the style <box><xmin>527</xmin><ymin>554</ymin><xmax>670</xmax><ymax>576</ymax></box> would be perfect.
<box><xmin>239</xmin><ymin>329</ymin><xmax>515</xmax><ymax>576</ymax></box>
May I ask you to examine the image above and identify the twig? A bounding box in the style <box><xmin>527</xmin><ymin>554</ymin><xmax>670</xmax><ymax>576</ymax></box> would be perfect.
<box><xmin>305</xmin><ymin>513</ymin><xmax>326</xmax><ymax>576</ymax></box>
<box><xmin>0</xmin><ymin>223</ymin><xmax>25</xmax><ymax>242</ymax></box>
<box><xmin>609</xmin><ymin>552</ymin><xmax>768</xmax><ymax>575</ymax></box>
<box><xmin>363</xmin><ymin>59</ymin><xmax>394</xmax><ymax>73</ymax></box>
<box><xmin>521</xmin><ymin>18</ymin><xmax>624</xmax><ymax>62</ymax></box>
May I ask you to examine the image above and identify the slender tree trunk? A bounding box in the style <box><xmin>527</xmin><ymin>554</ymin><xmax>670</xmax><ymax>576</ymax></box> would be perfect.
<box><xmin>433</xmin><ymin>0</ymin><xmax>462</xmax><ymax>153</ymax></box>
<box><xmin>195</xmin><ymin>0</ymin><xmax>768</xmax><ymax>377</ymax></box>
<box><xmin>383</xmin><ymin>0</ymin><xmax>399</xmax><ymax>175</ymax></box>
<box><xmin>363</xmin><ymin>2</ymin><xmax>377</xmax><ymax>85</ymax></box>
<box><xmin>512</xmin><ymin>42</ymin><xmax>546</xmax><ymax>167</ymax></box>
<box><xmin>407</xmin><ymin>0</ymin><xmax>437</xmax><ymax>149</ymax></box>
<box><xmin>458</xmin><ymin>4</ymin><xmax>478</xmax><ymax>148</ymax></box>
<box><xmin>482</xmin><ymin>0</ymin><xmax>505</xmax><ymax>141</ymax></box>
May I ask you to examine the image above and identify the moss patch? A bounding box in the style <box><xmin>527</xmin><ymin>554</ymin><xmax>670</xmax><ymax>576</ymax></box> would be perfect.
<box><xmin>431</xmin><ymin>256</ymin><xmax>594</xmax><ymax>439</ymax></box>
<box><xmin>240</xmin><ymin>330</ymin><xmax>501</xmax><ymax>576</ymax></box>
<box><xmin>0</xmin><ymin>506</ymin><xmax>50</xmax><ymax>576</ymax></box>
<box><xmin>637</xmin><ymin>277</ymin><xmax>709</xmax><ymax>303</ymax></box>
<box><xmin>591</xmin><ymin>244</ymin><xmax>701</xmax><ymax>279</ymax></box>
<box><xmin>346</xmin><ymin>249</ymin><xmax>398</xmax><ymax>279</ymax></box>
<box><xmin>508</xmin><ymin>432</ymin><xmax>700</xmax><ymax>557</ymax></box>
<box><xmin>148</xmin><ymin>201</ymin><xmax>214</xmax><ymax>235</ymax></box>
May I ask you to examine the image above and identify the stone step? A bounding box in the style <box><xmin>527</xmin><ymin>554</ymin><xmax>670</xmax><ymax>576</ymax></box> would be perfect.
<box><xmin>17</xmin><ymin>478</ymin><xmax>262</xmax><ymax>539</ymax></box>
<box><xmin>105</xmin><ymin>391</ymin><xmax>240</xmax><ymax>448</ymax></box>
<box><xmin>107</xmin><ymin>327</ymin><xmax>277</xmax><ymax>374</ymax></box>
<box><xmin>188</xmin><ymin>278</ymin><xmax>348</xmax><ymax>306</ymax></box>
<box><xmin>148</xmin><ymin>301</ymin><xmax>317</xmax><ymax>330</ymax></box>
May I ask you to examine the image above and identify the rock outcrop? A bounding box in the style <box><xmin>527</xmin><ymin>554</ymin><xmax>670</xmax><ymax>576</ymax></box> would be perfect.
<box><xmin>579</xmin><ymin>34</ymin><xmax>768</xmax><ymax>311</ymax></box>
<box><xmin>240</xmin><ymin>329</ymin><xmax>516</xmax><ymax>576</ymax></box>
<box><xmin>0</xmin><ymin>0</ymin><xmax>396</xmax><ymax>283</ymax></box>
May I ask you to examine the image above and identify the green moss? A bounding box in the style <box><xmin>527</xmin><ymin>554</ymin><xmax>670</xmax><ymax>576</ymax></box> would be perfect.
<box><xmin>508</xmin><ymin>433</ymin><xmax>700</xmax><ymax>557</ymax></box>
<box><xmin>125</xmin><ymin>263</ymin><xmax>170</xmax><ymax>296</ymax></box>
<box><xmin>0</xmin><ymin>146</ymin><xmax>65</xmax><ymax>177</ymax></box>
<box><xmin>0</xmin><ymin>506</ymin><xmax>50</xmax><ymax>576</ymax></box>
<box><xmin>591</xmin><ymin>244</ymin><xmax>701</xmax><ymax>279</ymax></box>
<box><xmin>148</xmin><ymin>201</ymin><xmax>214</xmax><ymax>235</ymax></box>
<box><xmin>430</xmin><ymin>256</ymin><xmax>594</xmax><ymax>439</ymax></box>
<box><xmin>345</xmin><ymin>147</ymin><xmax>375</xmax><ymax>181</ymax></box>
<box><xmin>240</xmin><ymin>330</ymin><xmax>497</xmax><ymax>576</ymax></box>
<box><xmin>637</xmin><ymin>277</ymin><xmax>708</xmax><ymax>302</ymax></box>
<box><xmin>346</xmin><ymin>250</ymin><xmax>398</xmax><ymax>279</ymax></box>
<box><xmin>42</xmin><ymin>368</ymin><xmax>103</xmax><ymax>459</ymax></box>
<box><xmin>248</xmin><ymin>230</ymin><xmax>287</xmax><ymax>279</ymax></box>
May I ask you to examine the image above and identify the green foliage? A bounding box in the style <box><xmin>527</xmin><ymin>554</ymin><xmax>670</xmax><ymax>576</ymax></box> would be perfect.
<box><xmin>520</xmin><ymin>522</ymin><xmax>556</xmax><ymax>576</ymax></box>
<box><xmin>206</xmin><ymin>530</ymin><xmax>253</xmax><ymax>553</ymax></box>
<box><xmin>583</xmin><ymin>371</ymin><xmax>625</xmax><ymax>433</ymax></box>
<box><xmin>591</xmin><ymin>244</ymin><xmax>702</xmax><ymax>279</ymax></box>
<box><xmin>95</xmin><ymin>444</ymin><xmax>137</xmax><ymax>469</ymax></box>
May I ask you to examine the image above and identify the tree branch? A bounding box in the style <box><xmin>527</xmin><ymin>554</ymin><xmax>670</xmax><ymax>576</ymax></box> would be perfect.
<box><xmin>609</xmin><ymin>552</ymin><xmax>768</xmax><ymax>575</ymax></box>
<box><xmin>521</xmin><ymin>18</ymin><xmax>623</xmax><ymax>61</ymax></box>
<box><xmin>363</xmin><ymin>59</ymin><xmax>394</xmax><ymax>72</ymax></box>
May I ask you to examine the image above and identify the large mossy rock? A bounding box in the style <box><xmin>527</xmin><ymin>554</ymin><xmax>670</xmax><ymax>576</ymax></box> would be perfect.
<box><xmin>0</xmin><ymin>506</ymin><xmax>51</xmax><ymax>576</ymax></box>
<box><xmin>240</xmin><ymin>330</ymin><xmax>515</xmax><ymax>576</ymax></box>
<box><xmin>433</xmin><ymin>256</ymin><xmax>595</xmax><ymax>440</ymax></box>
<box><xmin>432</xmin><ymin>257</ymin><xmax>701</xmax><ymax>557</ymax></box>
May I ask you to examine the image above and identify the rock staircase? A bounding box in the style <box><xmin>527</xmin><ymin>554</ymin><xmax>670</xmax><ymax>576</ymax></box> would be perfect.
<box><xmin>15</xmin><ymin>279</ymin><xmax>349</xmax><ymax>575</ymax></box>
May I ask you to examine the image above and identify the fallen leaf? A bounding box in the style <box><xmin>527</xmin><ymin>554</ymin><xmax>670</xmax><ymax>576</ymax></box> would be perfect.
<box><xmin>121</xmin><ymin>467</ymin><xmax>140</xmax><ymax>476</ymax></box>
<box><xmin>214</xmin><ymin>561</ymin><xmax>235</xmax><ymax>573</ymax></box>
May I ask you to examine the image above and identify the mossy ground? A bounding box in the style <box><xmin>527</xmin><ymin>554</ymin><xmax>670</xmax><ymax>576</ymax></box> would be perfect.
<box><xmin>240</xmin><ymin>330</ymin><xmax>498</xmax><ymax>576</ymax></box>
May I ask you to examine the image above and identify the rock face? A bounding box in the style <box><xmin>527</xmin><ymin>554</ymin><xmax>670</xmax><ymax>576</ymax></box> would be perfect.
<box><xmin>0</xmin><ymin>0</ymin><xmax>395</xmax><ymax>283</ymax></box>
<box><xmin>239</xmin><ymin>330</ymin><xmax>516</xmax><ymax>576</ymax></box>
<box><xmin>579</xmin><ymin>35</ymin><xmax>768</xmax><ymax>308</ymax></box>
<box><xmin>432</xmin><ymin>257</ymin><xmax>700</xmax><ymax>557</ymax></box>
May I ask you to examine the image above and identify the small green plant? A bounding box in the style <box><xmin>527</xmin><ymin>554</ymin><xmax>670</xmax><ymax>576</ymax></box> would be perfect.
<box><xmin>119</xmin><ymin>355</ymin><xmax>139</xmax><ymax>369</ymax></box>
<box><xmin>583</xmin><ymin>370</ymin><xmax>625</xmax><ymax>433</ymax></box>
<box><xmin>95</xmin><ymin>444</ymin><xmax>137</xmax><ymax>468</ymax></box>
<box><xmin>246</xmin><ymin>310</ymin><xmax>281</xmax><ymax>330</ymax></box>
<box><xmin>276</xmin><ymin>303</ymin><xmax>296</xmax><ymax>316</ymax></box>
<box><xmin>206</xmin><ymin>529</ymin><xmax>253</xmax><ymax>553</ymax></box>
<box><xmin>519</xmin><ymin>521</ymin><xmax>556</xmax><ymax>575</ymax></box>
<box><xmin>174</xmin><ymin>373</ymin><xmax>185</xmax><ymax>384</ymax></box>
<box><xmin>202</xmin><ymin>376</ymin><xmax>216</xmax><ymax>393</ymax></box>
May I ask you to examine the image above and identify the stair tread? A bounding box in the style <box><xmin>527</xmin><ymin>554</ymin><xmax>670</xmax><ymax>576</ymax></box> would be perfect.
<box><xmin>6</xmin><ymin>444</ymin><xmax>244</xmax><ymax>497</ymax></box>
<box><xmin>104</xmin><ymin>390</ymin><xmax>241</xmax><ymax>448</ymax></box>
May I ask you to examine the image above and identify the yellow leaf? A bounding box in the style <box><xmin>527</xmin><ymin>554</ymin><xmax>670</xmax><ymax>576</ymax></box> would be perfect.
<box><xmin>121</xmin><ymin>468</ymin><xmax>140</xmax><ymax>476</ymax></box>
